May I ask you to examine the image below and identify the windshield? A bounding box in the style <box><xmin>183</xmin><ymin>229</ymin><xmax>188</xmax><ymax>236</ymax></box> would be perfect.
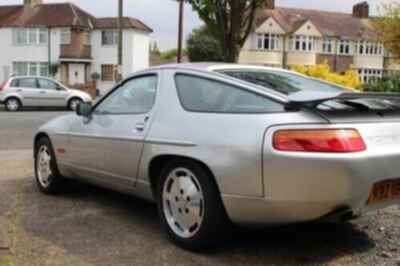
<box><xmin>218</xmin><ymin>69</ymin><xmax>348</xmax><ymax>95</ymax></box>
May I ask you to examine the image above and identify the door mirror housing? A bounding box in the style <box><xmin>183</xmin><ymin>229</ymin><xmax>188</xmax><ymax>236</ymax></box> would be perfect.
<box><xmin>76</xmin><ymin>102</ymin><xmax>92</xmax><ymax>117</ymax></box>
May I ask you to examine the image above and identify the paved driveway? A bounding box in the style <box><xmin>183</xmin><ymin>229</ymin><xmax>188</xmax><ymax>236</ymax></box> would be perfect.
<box><xmin>0</xmin><ymin>110</ymin><xmax>399</xmax><ymax>266</ymax></box>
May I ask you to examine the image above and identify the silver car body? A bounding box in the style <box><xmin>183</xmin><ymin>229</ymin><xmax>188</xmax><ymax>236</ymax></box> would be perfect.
<box><xmin>34</xmin><ymin>64</ymin><xmax>400</xmax><ymax>226</ymax></box>
<box><xmin>0</xmin><ymin>76</ymin><xmax>92</xmax><ymax>108</ymax></box>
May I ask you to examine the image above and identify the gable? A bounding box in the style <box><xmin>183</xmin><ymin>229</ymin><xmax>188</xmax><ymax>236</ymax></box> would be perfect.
<box><xmin>293</xmin><ymin>20</ymin><xmax>322</xmax><ymax>37</ymax></box>
<box><xmin>255</xmin><ymin>17</ymin><xmax>285</xmax><ymax>34</ymax></box>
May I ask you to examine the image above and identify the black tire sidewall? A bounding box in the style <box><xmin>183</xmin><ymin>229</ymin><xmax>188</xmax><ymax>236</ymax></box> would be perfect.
<box><xmin>156</xmin><ymin>159</ymin><xmax>229</xmax><ymax>251</ymax></box>
<box><xmin>5</xmin><ymin>98</ymin><xmax>20</xmax><ymax>112</ymax></box>
<box><xmin>68</xmin><ymin>98</ymin><xmax>83</xmax><ymax>111</ymax></box>
<box><xmin>34</xmin><ymin>137</ymin><xmax>62</xmax><ymax>194</ymax></box>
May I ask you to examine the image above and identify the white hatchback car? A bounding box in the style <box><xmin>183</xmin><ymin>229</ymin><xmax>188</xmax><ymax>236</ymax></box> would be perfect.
<box><xmin>0</xmin><ymin>76</ymin><xmax>92</xmax><ymax>111</ymax></box>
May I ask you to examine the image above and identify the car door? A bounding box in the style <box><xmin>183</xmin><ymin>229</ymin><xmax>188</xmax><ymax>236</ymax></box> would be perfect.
<box><xmin>12</xmin><ymin>78</ymin><xmax>41</xmax><ymax>106</ymax></box>
<box><xmin>67</xmin><ymin>73</ymin><xmax>159</xmax><ymax>187</ymax></box>
<box><xmin>37</xmin><ymin>78</ymin><xmax>69</xmax><ymax>107</ymax></box>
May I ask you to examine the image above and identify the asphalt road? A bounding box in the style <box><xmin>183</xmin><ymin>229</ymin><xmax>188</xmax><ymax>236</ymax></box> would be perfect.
<box><xmin>0</xmin><ymin>108</ymin><xmax>399</xmax><ymax>266</ymax></box>
<box><xmin>0</xmin><ymin>107</ymin><xmax>68</xmax><ymax>150</ymax></box>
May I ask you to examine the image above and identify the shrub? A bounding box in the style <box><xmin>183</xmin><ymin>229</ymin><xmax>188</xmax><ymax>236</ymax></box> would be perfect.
<box><xmin>292</xmin><ymin>63</ymin><xmax>362</xmax><ymax>90</ymax></box>
<box><xmin>362</xmin><ymin>76</ymin><xmax>400</xmax><ymax>93</ymax></box>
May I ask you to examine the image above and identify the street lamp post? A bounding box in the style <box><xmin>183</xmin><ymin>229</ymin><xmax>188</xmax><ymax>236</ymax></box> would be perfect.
<box><xmin>117</xmin><ymin>0</ymin><xmax>123</xmax><ymax>81</ymax></box>
<box><xmin>177</xmin><ymin>0</ymin><xmax>184</xmax><ymax>63</ymax></box>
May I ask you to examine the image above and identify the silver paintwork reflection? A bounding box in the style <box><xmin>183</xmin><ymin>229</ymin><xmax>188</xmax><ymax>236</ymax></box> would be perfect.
<box><xmin>34</xmin><ymin>64</ymin><xmax>400</xmax><ymax>226</ymax></box>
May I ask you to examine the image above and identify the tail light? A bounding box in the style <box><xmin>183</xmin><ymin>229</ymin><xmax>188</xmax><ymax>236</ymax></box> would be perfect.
<box><xmin>273</xmin><ymin>129</ymin><xmax>366</xmax><ymax>153</ymax></box>
<box><xmin>0</xmin><ymin>81</ymin><xmax>6</xmax><ymax>91</ymax></box>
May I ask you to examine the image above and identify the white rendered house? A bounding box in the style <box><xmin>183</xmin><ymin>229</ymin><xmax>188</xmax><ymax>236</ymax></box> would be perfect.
<box><xmin>0</xmin><ymin>0</ymin><xmax>152</xmax><ymax>95</ymax></box>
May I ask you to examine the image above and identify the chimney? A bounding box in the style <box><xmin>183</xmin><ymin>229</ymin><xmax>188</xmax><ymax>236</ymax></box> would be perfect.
<box><xmin>24</xmin><ymin>0</ymin><xmax>43</xmax><ymax>9</ymax></box>
<box><xmin>263</xmin><ymin>0</ymin><xmax>275</xmax><ymax>9</ymax></box>
<box><xmin>353</xmin><ymin>1</ymin><xmax>369</xmax><ymax>19</ymax></box>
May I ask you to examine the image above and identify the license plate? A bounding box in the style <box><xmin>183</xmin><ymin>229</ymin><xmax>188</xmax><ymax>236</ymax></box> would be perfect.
<box><xmin>367</xmin><ymin>179</ymin><xmax>400</xmax><ymax>205</ymax></box>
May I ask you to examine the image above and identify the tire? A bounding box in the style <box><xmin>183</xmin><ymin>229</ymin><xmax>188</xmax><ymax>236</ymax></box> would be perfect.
<box><xmin>5</xmin><ymin>97</ymin><xmax>21</xmax><ymax>112</ymax></box>
<box><xmin>68</xmin><ymin>98</ymin><xmax>83</xmax><ymax>111</ymax></box>
<box><xmin>156</xmin><ymin>159</ymin><xmax>230</xmax><ymax>251</ymax></box>
<box><xmin>34</xmin><ymin>137</ymin><xmax>64</xmax><ymax>194</ymax></box>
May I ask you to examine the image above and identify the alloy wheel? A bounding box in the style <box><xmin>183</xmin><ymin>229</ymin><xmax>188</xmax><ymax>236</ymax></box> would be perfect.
<box><xmin>36</xmin><ymin>145</ymin><xmax>53</xmax><ymax>188</ymax></box>
<box><xmin>6</xmin><ymin>99</ymin><xmax>20</xmax><ymax>111</ymax></box>
<box><xmin>69</xmin><ymin>99</ymin><xmax>82</xmax><ymax>111</ymax></box>
<box><xmin>162</xmin><ymin>167</ymin><xmax>205</xmax><ymax>239</ymax></box>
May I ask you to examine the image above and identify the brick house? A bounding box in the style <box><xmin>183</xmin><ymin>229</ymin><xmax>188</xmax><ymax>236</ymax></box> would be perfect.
<box><xmin>0</xmin><ymin>0</ymin><xmax>152</xmax><ymax>95</ymax></box>
<box><xmin>240</xmin><ymin>1</ymin><xmax>400</xmax><ymax>83</ymax></box>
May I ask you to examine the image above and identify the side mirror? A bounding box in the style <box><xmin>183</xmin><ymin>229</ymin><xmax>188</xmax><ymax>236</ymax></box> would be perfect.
<box><xmin>76</xmin><ymin>102</ymin><xmax>92</xmax><ymax>117</ymax></box>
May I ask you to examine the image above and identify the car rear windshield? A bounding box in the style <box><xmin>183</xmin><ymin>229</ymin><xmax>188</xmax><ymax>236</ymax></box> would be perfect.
<box><xmin>218</xmin><ymin>69</ymin><xmax>347</xmax><ymax>95</ymax></box>
<box><xmin>218</xmin><ymin>69</ymin><xmax>400</xmax><ymax>111</ymax></box>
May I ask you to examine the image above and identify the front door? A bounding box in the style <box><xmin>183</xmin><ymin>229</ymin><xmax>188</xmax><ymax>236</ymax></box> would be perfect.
<box><xmin>11</xmin><ymin>77</ymin><xmax>42</xmax><ymax>106</ymax></box>
<box><xmin>67</xmin><ymin>74</ymin><xmax>159</xmax><ymax>187</ymax></box>
<box><xmin>37</xmin><ymin>78</ymin><xmax>69</xmax><ymax>107</ymax></box>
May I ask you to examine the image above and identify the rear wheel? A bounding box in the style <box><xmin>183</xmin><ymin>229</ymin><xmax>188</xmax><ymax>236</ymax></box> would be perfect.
<box><xmin>5</xmin><ymin>97</ymin><xmax>21</xmax><ymax>112</ymax></box>
<box><xmin>68</xmin><ymin>98</ymin><xmax>83</xmax><ymax>111</ymax></box>
<box><xmin>156</xmin><ymin>159</ymin><xmax>230</xmax><ymax>251</ymax></box>
<box><xmin>34</xmin><ymin>137</ymin><xmax>64</xmax><ymax>194</ymax></box>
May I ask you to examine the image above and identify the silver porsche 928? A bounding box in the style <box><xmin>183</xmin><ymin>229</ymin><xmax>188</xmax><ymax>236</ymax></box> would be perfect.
<box><xmin>34</xmin><ymin>63</ymin><xmax>400</xmax><ymax>250</ymax></box>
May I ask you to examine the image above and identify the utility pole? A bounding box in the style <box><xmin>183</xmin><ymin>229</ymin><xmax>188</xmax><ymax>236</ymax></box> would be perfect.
<box><xmin>117</xmin><ymin>0</ymin><xmax>123</xmax><ymax>81</ymax></box>
<box><xmin>177</xmin><ymin>0</ymin><xmax>184</xmax><ymax>63</ymax></box>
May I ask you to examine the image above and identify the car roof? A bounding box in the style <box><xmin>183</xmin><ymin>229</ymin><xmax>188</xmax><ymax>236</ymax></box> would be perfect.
<box><xmin>146</xmin><ymin>63</ymin><xmax>295</xmax><ymax>74</ymax></box>
<box><xmin>9</xmin><ymin>76</ymin><xmax>57</xmax><ymax>81</ymax></box>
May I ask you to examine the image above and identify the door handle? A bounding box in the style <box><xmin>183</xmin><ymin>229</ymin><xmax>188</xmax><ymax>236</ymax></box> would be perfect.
<box><xmin>39</xmin><ymin>91</ymin><xmax>46</xmax><ymax>94</ymax></box>
<box><xmin>16</xmin><ymin>89</ymin><xmax>22</xmax><ymax>92</ymax></box>
<box><xmin>135</xmin><ymin>122</ymin><xmax>145</xmax><ymax>132</ymax></box>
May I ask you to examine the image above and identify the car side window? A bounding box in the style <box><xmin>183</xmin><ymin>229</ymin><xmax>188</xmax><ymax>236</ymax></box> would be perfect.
<box><xmin>10</xmin><ymin>79</ymin><xmax>19</xmax><ymax>87</ymax></box>
<box><xmin>94</xmin><ymin>75</ymin><xmax>158</xmax><ymax>114</ymax></box>
<box><xmin>38</xmin><ymin>79</ymin><xmax>58</xmax><ymax>90</ymax></box>
<box><xmin>16</xmin><ymin>78</ymin><xmax>38</xmax><ymax>89</ymax></box>
<box><xmin>175</xmin><ymin>74</ymin><xmax>284</xmax><ymax>113</ymax></box>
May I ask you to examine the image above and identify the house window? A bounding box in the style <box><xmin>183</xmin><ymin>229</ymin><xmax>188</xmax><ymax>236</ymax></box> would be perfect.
<box><xmin>357</xmin><ymin>69</ymin><xmax>383</xmax><ymax>83</ymax></box>
<box><xmin>338</xmin><ymin>40</ymin><xmax>351</xmax><ymax>55</ymax></box>
<box><xmin>322</xmin><ymin>38</ymin><xmax>334</xmax><ymax>54</ymax></box>
<box><xmin>256</xmin><ymin>34</ymin><xmax>280</xmax><ymax>51</ymax></box>
<box><xmin>84</xmin><ymin>31</ymin><xmax>91</xmax><ymax>45</ymax></box>
<box><xmin>102</xmin><ymin>30</ymin><xmax>119</xmax><ymax>45</ymax></box>
<box><xmin>60</xmin><ymin>28</ymin><xmax>71</xmax><ymax>45</ymax></box>
<box><xmin>357</xmin><ymin>41</ymin><xmax>384</xmax><ymax>56</ymax></box>
<box><xmin>101</xmin><ymin>64</ymin><xmax>116</xmax><ymax>81</ymax></box>
<box><xmin>13</xmin><ymin>28</ymin><xmax>47</xmax><ymax>45</ymax></box>
<box><xmin>39</xmin><ymin>29</ymin><xmax>47</xmax><ymax>44</ymax></box>
<box><xmin>12</xmin><ymin>62</ymin><xmax>49</xmax><ymax>76</ymax></box>
<box><xmin>289</xmin><ymin>35</ymin><xmax>315</xmax><ymax>52</ymax></box>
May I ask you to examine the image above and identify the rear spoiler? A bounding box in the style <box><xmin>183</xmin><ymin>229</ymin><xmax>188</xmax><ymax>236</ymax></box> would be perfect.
<box><xmin>286</xmin><ymin>91</ymin><xmax>400</xmax><ymax>109</ymax></box>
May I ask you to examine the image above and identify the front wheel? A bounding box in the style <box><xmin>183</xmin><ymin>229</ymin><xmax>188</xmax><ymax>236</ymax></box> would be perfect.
<box><xmin>157</xmin><ymin>159</ymin><xmax>230</xmax><ymax>251</ymax></box>
<box><xmin>34</xmin><ymin>137</ymin><xmax>64</xmax><ymax>194</ymax></box>
<box><xmin>68</xmin><ymin>98</ymin><xmax>83</xmax><ymax>111</ymax></box>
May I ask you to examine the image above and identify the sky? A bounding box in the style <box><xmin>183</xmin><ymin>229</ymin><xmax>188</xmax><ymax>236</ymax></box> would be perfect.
<box><xmin>0</xmin><ymin>0</ymin><xmax>392</xmax><ymax>51</ymax></box>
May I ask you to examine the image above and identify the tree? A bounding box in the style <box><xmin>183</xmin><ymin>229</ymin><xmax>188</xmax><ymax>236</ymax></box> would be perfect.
<box><xmin>184</xmin><ymin>0</ymin><xmax>266</xmax><ymax>62</ymax></box>
<box><xmin>373</xmin><ymin>2</ymin><xmax>400</xmax><ymax>58</ymax></box>
<box><xmin>186</xmin><ymin>26</ymin><xmax>224</xmax><ymax>62</ymax></box>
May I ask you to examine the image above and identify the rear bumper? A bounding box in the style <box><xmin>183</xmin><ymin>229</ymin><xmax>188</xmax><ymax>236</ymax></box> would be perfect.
<box><xmin>222</xmin><ymin>194</ymin><xmax>399</xmax><ymax>226</ymax></box>
<box><xmin>222</xmin><ymin>123</ymin><xmax>400</xmax><ymax>226</ymax></box>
